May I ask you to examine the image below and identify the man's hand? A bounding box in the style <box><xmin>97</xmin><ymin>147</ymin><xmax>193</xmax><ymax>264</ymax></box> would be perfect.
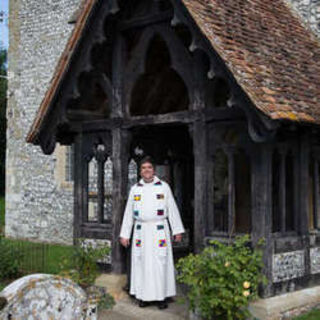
<box><xmin>173</xmin><ymin>234</ymin><xmax>182</xmax><ymax>242</ymax></box>
<box><xmin>120</xmin><ymin>237</ymin><xmax>130</xmax><ymax>247</ymax></box>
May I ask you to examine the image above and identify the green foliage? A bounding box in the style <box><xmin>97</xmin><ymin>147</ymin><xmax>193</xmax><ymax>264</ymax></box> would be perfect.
<box><xmin>292</xmin><ymin>308</ymin><xmax>320</xmax><ymax>320</ymax></box>
<box><xmin>175</xmin><ymin>234</ymin><xmax>268</xmax><ymax>320</ymax></box>
<box><xmin>58</xmin><ymin>238</ymin><xmax>111</xmax><ymax>289</ymax></box>
<box><xmin>97</xmin><ymin>289</ymin><xmax>116</xmax><ymax>311</ymax></box>
<box><xmin>0</xmin><ymin>233</ymin><xmax>24</xmax><ymax>281</ymax></box>
<box><xmin>0</xmin><ymin>196</ymin><xmax>5</xmax><ymax>233</ymax></box>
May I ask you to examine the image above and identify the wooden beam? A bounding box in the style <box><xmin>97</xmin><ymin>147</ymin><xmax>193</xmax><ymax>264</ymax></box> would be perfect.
<box><xmin>119</xmin><ymin>11</ymin><xmax>173</xmax><ymax>30</ymax></box>
<box><xmin>68</xmin><ymin>108</ymin><xmax>244</xmax><ymax>133</ymax></box>
<box><xmin>227</xmin><ymin>148</ymin><xmax>235</xmax><ymax>236</ymax></box>
<box><xmin>314</xmin><ymin>158</ymin><xmax>320</xmax><ymax>229</ymax></box>
<box><xmin>207</xmin><ymin>157</ymin><xmax>214</xmax><ymax>233</ymax></box>
<box><xmin>298</xmin><ymin>132</ymin><xmax>311</xmax><ymax>277</ymax></box>
<box><xmin>97</xmin><ymin>159</ymin><xmax>105</xmax><ymax>224</ymax></box>
<box><xmin>111</xmin><ymin>127</ymin><xmax>131</xmax><ymax>273</ymax></box>
<box><xmin>112</xmin><ymin>32</ymin><xmax>125</xmax><ymax>118</ymax></box>
<box><xmin>251</xmin><ymin>144</ymin><xmax>273</xmax><ymax>298</ymax></box>
<box><xmin>279</xmin><ymin>149</ymin><xmax>286</xmax><ymax>233</ymax></box>
<box><xmin>73</xmin><ymin>133</ymin><xmax>83</xmax><ymax>245</ymax></box>
<box><xmin>299</xmin><ymin>133</ymin><xmax>310</xmax><ymax>234</ymax></box>
<box><xmin>192</xmin><ymin>119</ymin><xmax>207</xmax><ymax>253</ymax></box>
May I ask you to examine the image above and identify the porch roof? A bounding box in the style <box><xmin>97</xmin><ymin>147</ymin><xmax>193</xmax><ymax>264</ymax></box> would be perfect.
<box><xmin>26</xmin><ymin>0</ymin><xmax>320</xmax><ymax>144</ymax></box>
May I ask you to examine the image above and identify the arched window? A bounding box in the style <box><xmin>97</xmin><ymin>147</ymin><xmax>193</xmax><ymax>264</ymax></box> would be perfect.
<box><xmin>272</xmin><ymin>146</ymin><xmax>296</xmax><ymax>233</ymax></box>
<box><xmin>130</xmin><ymin>35</ymin><xmax>189</xmax><ymax>116</ymax></box>
<box><xmin>211</xmin><ymin>146</ymin><xmax>251</xmax><ymax>234</ymax></box>
<box><xmin>213</xmin><ymin>149</ymin><xmax>229</xmax><ymax>232</ymax></box>
<box><xmin>308</xmin><ymin>152</ymin><xmax>320</xmax><ymax>231</ymax></box>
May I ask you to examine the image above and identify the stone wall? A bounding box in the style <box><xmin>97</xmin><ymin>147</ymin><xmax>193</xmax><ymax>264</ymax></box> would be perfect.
<box><xmin>286</xmin><ymin>0</ymin><xmax>320</xmax><ymax>38</ymax></box>
<box><xmin>6</xmin><ymin>0</ymin><xmax>82</xmax><ymax>245</ymax></box>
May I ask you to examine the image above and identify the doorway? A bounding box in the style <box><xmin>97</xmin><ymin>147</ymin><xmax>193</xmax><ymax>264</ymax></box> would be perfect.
<box><xmin>129</xmin><ymin>123</ymin><xmax>194</xmax><ymax>259</ymax></box>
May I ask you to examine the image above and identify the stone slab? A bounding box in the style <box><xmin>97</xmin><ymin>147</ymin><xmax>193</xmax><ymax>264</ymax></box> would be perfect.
<box><xmin>248</xmin><ymin>285</ymin><xmax>320</xmax><ymax>320</ymax></box>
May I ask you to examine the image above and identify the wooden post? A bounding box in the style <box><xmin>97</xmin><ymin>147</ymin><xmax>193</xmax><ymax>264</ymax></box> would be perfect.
<box><xmin>192</xmin><ymin>119</ymin><xmax>207</xmax><ymax>253</ymax></box>
<box><xmin>97</xmin><ymin>159</ymin><xmax>105</xmax><ymax>224</ymax></box>
<box><xmin>207</xmin><ymin>157</ymin><xmax>214</xmax><ymax>234</ymax></box>
<box><xmin>279</xmin><ymin>149</ymin><xmax>286</xmax><ymax>233</ymax></box>
<box><xmin>73</xmin><ymin>133</ymin><xmax>83</xmax><ymax>244</ymax></box>
<box><xmin>227</xmin><ymin>148</ymin><xmax>235</xmax><ymax>235</ymax></box>
<box><xmin>251</xmin><ymin>144</ymin><xmax>273</xmax><ymax>298</ymax></box>
<box><xmin>314</xmin><ymin>158</ymin><xmax>320</xmax><ymax>229</ymax></box>
<box><xmin>299</xmin><ymin>133</ymin><xmax>311</xmax><ymax>276</ymax></box>
<box><xmin>110</xmin><ymin>30</ymin><xmax>129</xmax><ymax>273</ymax></box>
<box><xmin>111</xmin><ymin>127</ymin><xmax>130</xmax><ymax>273</ymax></box>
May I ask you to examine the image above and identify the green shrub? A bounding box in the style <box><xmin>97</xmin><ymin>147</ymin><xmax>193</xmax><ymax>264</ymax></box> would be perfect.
<box><xmin>58</xmin><ymin>238</ymin><xmax>111</xmax><ymax>288</ymax></box>
<box><xmin>58</xmin><ymin>238</ymin><xmax>114</xmax><ymax>310</ymax></box>
<box><xmin>0</xmin><ymin>234</ymin><xmax>24</xmax><ymax>281</ymax></box>
<box><xmin>175</xmin><ymin>234</ymin><xmax>268</xmax><ymax>320</ymax></box>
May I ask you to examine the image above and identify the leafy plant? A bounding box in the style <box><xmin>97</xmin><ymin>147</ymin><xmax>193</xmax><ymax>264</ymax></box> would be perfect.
<box><xmin>0</xmin><ymin>233</ymin><xmax>24</xmax><ymax>281</ymax></box>
<box><xmin>58</xmin><ymin>238</ymin><xmax>111</xmax><ymax>289</ymax></box>
<box><xmin>175</xmin><ymin>234</ymin><xmax>268</xmax><ymax>320</ymax></box>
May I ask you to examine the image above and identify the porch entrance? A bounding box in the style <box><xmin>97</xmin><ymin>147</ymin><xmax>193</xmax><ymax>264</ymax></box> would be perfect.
<box><xmin>128</xmin><ymin>123</ymin><xmax>194</xmax><ymax>260</ymax></box>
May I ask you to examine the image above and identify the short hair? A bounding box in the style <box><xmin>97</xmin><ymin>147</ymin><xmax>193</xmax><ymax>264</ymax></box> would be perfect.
<box><xmin>139</xmin><ymin>156</ymin><xmax>156</xmax><ymax>169</ymax></box>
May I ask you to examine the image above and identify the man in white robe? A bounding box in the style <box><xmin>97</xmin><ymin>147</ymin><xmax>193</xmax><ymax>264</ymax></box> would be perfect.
<box><xmin>119</xmin><ymin>156</ymin><xmax>185</xmax><ymax>309</ymax></box>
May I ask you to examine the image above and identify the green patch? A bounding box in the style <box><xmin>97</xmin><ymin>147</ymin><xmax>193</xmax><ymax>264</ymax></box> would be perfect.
<box><xmin>0</xmin><ymin>236</ymin><xmax>75</xmax><ymax>276</ymax></box>
<box><xmin>292</xmin><ymin>308</ymin><xmax>320</xmax><ymax>320</ymax></box>
<box><xmin>0</xmin><ymin>196</ymin><xmax>5</xmax><ymax>229</ymax></box>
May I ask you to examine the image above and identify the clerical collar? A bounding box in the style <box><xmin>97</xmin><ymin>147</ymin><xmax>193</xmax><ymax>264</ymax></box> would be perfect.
<box><xmin>138</xmin><ymin>175</ymin><xmax>162</xmax><ymax>186</ymax></box>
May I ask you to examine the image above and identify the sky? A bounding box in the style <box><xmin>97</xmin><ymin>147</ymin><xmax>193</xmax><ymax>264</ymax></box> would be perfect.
<box><xmin>0</xmin><ymin>0</ymin><xmax>9</xmax><ymax>49</ymax></box>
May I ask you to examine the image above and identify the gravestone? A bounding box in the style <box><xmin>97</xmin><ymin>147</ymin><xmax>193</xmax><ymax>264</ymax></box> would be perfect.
<box><xmin>0</xmin><ymin>274</ymin><xmax>98</xmax><ymax>320</ymax></box>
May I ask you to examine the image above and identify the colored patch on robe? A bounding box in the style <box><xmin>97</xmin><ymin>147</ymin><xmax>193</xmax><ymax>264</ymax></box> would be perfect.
<box><xmin>134</xmin><ymin>195</ymin><xmax>141</xmax><ymax>201</ymax></box>
<box><xmin>137</xmin><ymin>182</ymin><xmax>143</xmax><ymax>186</ymax></box>
<box><xmin>157</xmin><ymin>225</ymin><xmax>164</xmax><ymax>230</ymax></box>
<box><xmin>134</xmin><ymin>210</ymin><xmax>139</xmax><ymax>217</ymax></box>
<box><xmin>157</xmin><ymin>194</ymin><xmax>164</xmax><ymax>199</ymax></box>
<box><xmin>136</xmin><ymin>239</ymin><xmax>141</xmax><ymax>247</ymax></box>
<box><xmin>154</xmin><ymin>181</ymin><xmax>162</xmax><ymax>185</ymax></box>
<box><xmin>159</xmin><ymin>239</ymin><xmax>167</xmax><ymax>247</ymax></box>
<box><xmin>157</xmin><ymin>209</ymin><xmax>164</xmax><ymax>216</ymax></box>
<box><xmin>137</xmin><ymin>224</ymin><xmax>141</xmax><ymax>230</ymax></box>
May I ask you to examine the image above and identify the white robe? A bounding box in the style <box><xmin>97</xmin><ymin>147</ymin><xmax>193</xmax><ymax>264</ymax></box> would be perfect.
<box><xmin>119</xmin><ymin>174</ymin><xmax>185</xmax><ymax>301</ymax></box>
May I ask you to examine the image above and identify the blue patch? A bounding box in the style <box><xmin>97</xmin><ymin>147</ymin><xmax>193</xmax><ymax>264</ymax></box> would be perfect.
<box><xmin>137</xmin><ymin>224</ymin><xmax>141</xmax><ymax>230</ymax></box>
<box><xmin>134</xmin><ymin>210</ymin><xmax>139</xmax><ymax>217</ymax></box>
<box><xmin>157</xmin><ymin>225</ymin><xmax>164</xmax><ymax>230</ymax></box>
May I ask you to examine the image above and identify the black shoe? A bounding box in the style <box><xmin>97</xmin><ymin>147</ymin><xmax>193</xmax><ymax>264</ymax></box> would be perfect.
<box><xmin>157</xmin><ymin>300</ymin><xmax>168</xmax><ymax>309</ymax></box>
<box><xmin>138</xmin><ymin>300</ymin><xmax>149</xmax><ymax>307</ymax></box>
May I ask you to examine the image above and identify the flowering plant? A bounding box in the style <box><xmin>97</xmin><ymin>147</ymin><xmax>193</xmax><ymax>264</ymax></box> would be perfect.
<box><xmin>175</xmin><ymin>234</ymin><xmax>267</xmax><ymax>320</ymax></box>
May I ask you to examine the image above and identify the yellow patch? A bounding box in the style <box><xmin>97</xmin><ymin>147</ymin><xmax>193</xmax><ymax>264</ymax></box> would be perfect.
<box><xmin>134</xmin><ymin>195</ymin><xmax>141</xmax><ymax>201</ymax></box>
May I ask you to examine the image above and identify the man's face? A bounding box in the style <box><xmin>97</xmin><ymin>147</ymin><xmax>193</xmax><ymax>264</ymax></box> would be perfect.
<box><xmin>140</xmin><ymin>161</ymin><xmax>155</xmax><ymax>180</ymax></box>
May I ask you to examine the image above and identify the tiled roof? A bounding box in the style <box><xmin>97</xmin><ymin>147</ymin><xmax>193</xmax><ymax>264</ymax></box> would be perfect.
<box><xmin>26</xmin><ymin>0</ymin><xmax>320</xmax><ymax>143</ymax></box>
<box><xmin>181</xmin><ymin>0</ymin><xmax>320</xmax><ymax>123</ymax></box>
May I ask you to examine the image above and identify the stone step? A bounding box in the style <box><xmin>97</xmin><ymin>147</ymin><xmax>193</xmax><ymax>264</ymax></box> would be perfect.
<box><xmin>99</xmin><ymin>299</ymin><xmax>189</xmax><ymax>320</ymax></box>
<box><xmin>95</xmin><ymin>273</ymin><xmax>190</xmax><ymax>320</ymax></box>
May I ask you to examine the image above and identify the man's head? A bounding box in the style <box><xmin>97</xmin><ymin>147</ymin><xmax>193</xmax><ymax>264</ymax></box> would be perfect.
<box><xmin>139</xmin><ymin>156</ymin><xmax>155</xmax><ymax>181</ymax></box>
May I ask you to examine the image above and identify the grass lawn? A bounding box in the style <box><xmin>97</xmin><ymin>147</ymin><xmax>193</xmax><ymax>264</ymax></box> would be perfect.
<box><xmin>0</xmin><ymin>239</ymin><xmax>75</xmax><ymax>289</ymax></box>
<box><xmin>0</xmin><ymin>195</ymin><xmax>76</xmax><ymax>289</ymax></box>
<box><xmin>2</xmin><ymin>237</ymin><xmax>75</xmax><ymax>274</ymax></box>
<box><xmin>0</xmin><ymin>196</ymin><xmax>4</xmax><ymax>232</ymax></box>
<box><xmin>292</xmin><ymin>309</ymin><xmax>320</xmax><ymax>319</ymax></box>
